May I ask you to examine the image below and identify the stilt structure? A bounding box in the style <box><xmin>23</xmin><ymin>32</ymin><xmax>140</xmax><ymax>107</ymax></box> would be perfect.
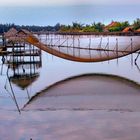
<box><xmin>3</xmin><ymin>28</ymin><xmax>42</xmax><ymax>90</ymax></box>
<box><xmin>3</xmin><ymin>28</ymin><xmax>140</xmax><ymax>63</ymax></box>
<box><xmin>33</xmin><ymin>32</ymin><xmax>140</xmax><ymax>63</ymax></box>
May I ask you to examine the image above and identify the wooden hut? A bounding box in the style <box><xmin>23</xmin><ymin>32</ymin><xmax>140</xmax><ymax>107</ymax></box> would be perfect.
<box><xmin>4</xmin><ymin>28</ymin><xmax>18</xmax><ymax>38</ymax></box>
<box><xmin>106</xmin><ymin>21</ymin><xmax>120</xmax><ymax>28</ymax></box>
<box><xmin>122</xmin><ymin>27</ymin><xmax>133</xmax><ymax>32</ymax></box>
<box><xmin>104</xmin><ymin>21</ymin><xmax>120</xmax><ymax>32</ymax></box>
<box><xmin>136</xmin><ymin>28</ymin><xmax>140</xmax><ymax>32</ymax></box>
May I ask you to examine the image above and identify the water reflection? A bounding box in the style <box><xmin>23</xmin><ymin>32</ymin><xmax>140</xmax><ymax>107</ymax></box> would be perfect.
<box><xmin>0</xmin><ymin>73</ymin><xmax>140</xmax><ymax>140</ymax></box>
<box><xmin>24</xmin><ymin>74</ymin><xmax>140</xmax><ymax>112</ymax></box>
<box><xmin>0</xmin><ymin>50</ymin><xmax>140</xmax><ymax>110</ymax></box>
<box><xmin>0</xmin><ymin>48</ymin><xmax>42</xmax><ymax>112</ymax></box>
<box><xmin>0</xmin><ymin>42</ymin><xmax>140</xmax><ymax>139</ymax></box>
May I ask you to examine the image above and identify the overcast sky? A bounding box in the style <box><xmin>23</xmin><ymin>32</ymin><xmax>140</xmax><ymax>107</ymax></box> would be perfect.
<box><xmin>0</xmin><ymin>0</ymin><xmax>140</xmax><ymax>6</ymax></box>
<box><xmin>0</xmin><ymin>0</ymin><xmax>139</xmax><ymax>25</ymax></box>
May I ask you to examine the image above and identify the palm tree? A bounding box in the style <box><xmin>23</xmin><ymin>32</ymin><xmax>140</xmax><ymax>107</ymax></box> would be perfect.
<box><xmin>133</xmin><ymin>18</ymin><xmax>140</xmax><ymax>30</ymax></box>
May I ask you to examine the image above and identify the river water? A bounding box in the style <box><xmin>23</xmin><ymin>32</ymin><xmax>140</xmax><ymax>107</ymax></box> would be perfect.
<box><xmin>0</xmin><ymin>35</ymin><xmax>140</xmax><ymax>140</ymax></box>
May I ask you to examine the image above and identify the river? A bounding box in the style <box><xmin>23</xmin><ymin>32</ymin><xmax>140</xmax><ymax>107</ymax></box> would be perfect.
<box><xmin>0</xmin><ymin>35</ymin><xmax>140</xmax><ymax>140</ymax></box>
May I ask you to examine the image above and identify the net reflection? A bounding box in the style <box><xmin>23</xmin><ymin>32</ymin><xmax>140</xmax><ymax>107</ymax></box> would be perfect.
<box><xmin>23</xmin><ymin>74</ymin><xmax>140</xmax><ymax>112</ymax></box>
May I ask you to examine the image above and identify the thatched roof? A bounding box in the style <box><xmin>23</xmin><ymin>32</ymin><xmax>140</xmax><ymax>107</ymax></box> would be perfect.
<box><xmin>122</xmin><ymin>27</ymin><xmax>133</xmax><ymax>32</ymax></box>
<box><xmin>17</xmin><ymin>29</ymin><xmax>32</xmax><ymax>37</ymax></box>
<box><xmin>136</xmin><ymin>28</ymin><xmax>140</xmax><ymax>32</ymax></box>
<box><xmin>4</xmin><ymin>28</ymin><xmax>33</xmax><ymax>43</ymax></box>
<box><xmin>19</xmin><ymin>29</ymin><xmax>32</xmax><ymax>34</ymax></box>
<box><xmin>4</xmin><ymin>28</ymin><xmax>18</xmax><ymax>38</ymax></box>
<box><xmin>105</xmin><ymin>21</ymin><xmax>120</xmax><ymax>29</ymax></box>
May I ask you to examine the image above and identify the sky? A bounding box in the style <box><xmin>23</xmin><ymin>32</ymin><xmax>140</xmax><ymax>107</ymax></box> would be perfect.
<box><xmin>1</xmin><ymin>0</ymin><xmax>140</xmax><ymax>6</ymax></box>
<box><xmin>0</xmin><ymin>0</ymin><xmax>140</xmax><ymax>26</ymax></box>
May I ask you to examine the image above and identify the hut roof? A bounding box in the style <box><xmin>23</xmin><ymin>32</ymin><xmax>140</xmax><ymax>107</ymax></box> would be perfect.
<box><xmin>4</xmin><ymin>28</ymin><xmax>32</xmax><ymax>38</ymax></box>
<box><xmin>4</xmin><ymin>28</ymin><xmax>18</xmax><ymax>38</ymax></box>
<box><xmin>4</xmin><ymin>28</ymin><xmax>33</xmax><ymax>43</ymax></box>
<box><xmin>122</xmin><ymin>27</ymin><xmax>133</xmax><ymax>32</ymax></box>
<box><xmin>105</xmin><ymin>21</ymin><xmax>120</xmax><ymax>29</ymax></box>
<box><xmin>18</xmin><ymin>29</ymin><xmax>32</xmax><ymax>35</ymax></box>
<box><xmin>136</xmin><ymin>28</ymin><xmax>140</xmax><ymax>32</ymax></box>
<box><xmin>4</xmin><ymin>28</ymin><xmax>38</xmax><ymax>44</ymax></box>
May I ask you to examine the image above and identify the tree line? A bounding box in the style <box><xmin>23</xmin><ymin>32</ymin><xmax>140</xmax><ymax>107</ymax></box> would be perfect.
<box><xmin>59</xmin><ymin>19</ymin><xmax>140</xmax><ymax>32</ymax></box>
<box><xmin>0</xmin><ymin>23</ymin><xmax>60</xmax><ymax>33</ymax></box>
<box><xmin>0</xmin><ymin>18</ymin><xmax>140</xmax><ymax>33</ymax></box>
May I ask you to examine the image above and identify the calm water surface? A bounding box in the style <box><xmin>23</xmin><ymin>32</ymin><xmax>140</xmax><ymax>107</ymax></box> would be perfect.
<box><xmin>0</xmin><ymin>36</ymin><xmax>140</xmax><ymax>139</ymax></box>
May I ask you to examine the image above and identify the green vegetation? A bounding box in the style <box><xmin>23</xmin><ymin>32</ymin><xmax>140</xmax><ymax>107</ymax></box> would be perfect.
<box><xmin>59</xmin><ymin>22</ymin><xmax>104</xmax><ymax>32</ymax></box>
<box><xmin>0</xmin><ymin>19</ymin><xmax>140</xmax><ymax>33</ymax></box>
<box><xmin>59</xmin><ymin>22</ymin><xmax>84</xmax><ymax>32</ymax></box>
<box><xmin>133</xmin><ymin>18</ymin><xmax>140</xmax><ymax>30</ymax></box>
<box><xmin>108</xmin><ymin>21</ymin><xmax>130</xmax><ymax>32</ymax></box>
